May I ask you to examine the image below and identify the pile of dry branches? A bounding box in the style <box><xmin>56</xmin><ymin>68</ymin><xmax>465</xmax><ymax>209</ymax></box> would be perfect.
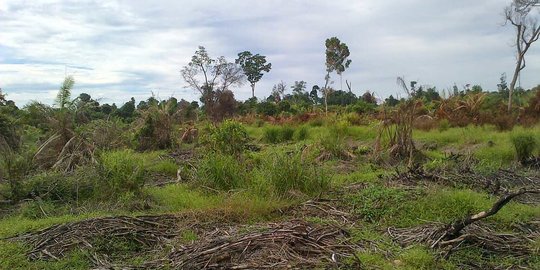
<box><xmin>390</xmin><ymin>164</ymin><xmax>540</xmax><ymax>203</ymax></box>
<box><xmin>388</xmin><ymin>220</ymin><xmax>538</xmax><ymax>259</ymax></box>
<box><xmin>169</xmin><ymin>220</ymin><xmax>360</xmax><ymax>269</ymax></box>
<box><xmin>388</xmin><ymin>188</ymin><xmax>540</xmax><ymax>259</ymax></box>
<box><xmin>8</xmin><ymin>215</ymin><xmax>179</xmax><ymax>260</ymax></box>
<box><xmin>283</xmin><ymin>199</ymin><xmax>354</xmax><ymax>225</ymax></box>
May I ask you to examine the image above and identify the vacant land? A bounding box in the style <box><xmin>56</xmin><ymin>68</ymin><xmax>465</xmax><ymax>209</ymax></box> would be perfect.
<box><xmin>1</xmin><ymin>115</ymin><xmax>539</xmax><ymax>269</ymax></box>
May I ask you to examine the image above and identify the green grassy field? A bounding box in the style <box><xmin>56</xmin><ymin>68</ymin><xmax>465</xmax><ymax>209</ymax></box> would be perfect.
<box><xmin>1</xmin><ymin>122</ymin><xmax>539</xmax><ymax>269</ymax></box>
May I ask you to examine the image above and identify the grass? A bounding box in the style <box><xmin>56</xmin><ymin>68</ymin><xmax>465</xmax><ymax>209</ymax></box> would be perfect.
<box><xmin>347</xmin><ymin>185</ymin><xmax>540</xmax><ymax>227</ymax></box>
<box><xmin>2</xmin><ymin>123</ymin><xmax>540</xmax><ymax>269</ymax></box>
<box><xmin>146</xmin><ymin>184</ymin><xmax>221</xmax><ymax>211</ymax></box>
<box><xmin>197</xmin><ymin>153</ymin><xmax>247</xmax><ymax>190</ymax></box>
<box><xmin>254</xmin><ymin>150</ymin><xmax>330</xmax><ymax>197</ymax></box>
<box><xmin>0</xmin><ymin>242</ymin><xmax>89</xmax><ymax>270</ymax></box>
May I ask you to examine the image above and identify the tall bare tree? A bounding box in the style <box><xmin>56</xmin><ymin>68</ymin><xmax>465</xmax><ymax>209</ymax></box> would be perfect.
<box><xmin>504</xmin><ymin>0</ymin><xmax>540</xmax><ymax>111</ymax></box>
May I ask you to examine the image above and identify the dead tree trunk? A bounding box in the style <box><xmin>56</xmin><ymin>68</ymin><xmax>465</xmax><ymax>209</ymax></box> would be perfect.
<box><xmin>505</xmin><ymin>2</ymin><xmax>540</xmax><ymax>112</ymax></box>
<box><xmin>442</xmin><ymin>188</ymin><xmax>540</xmax><ymax>242</ymax></box>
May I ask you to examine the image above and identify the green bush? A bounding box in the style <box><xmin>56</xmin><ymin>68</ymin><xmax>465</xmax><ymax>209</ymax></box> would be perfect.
<box><xmin>24</xmin><ymin>169</ymin><xmax>97</xmax><ymax>202</ymax></box>
<box><xmin>99</xmin><ymin>150</ymin><xmax>146</xmax><ymax>194</ymax></box>
<box><xmin>0</xmin><ymin>150</ymin><xmax>32</xmax><ymax>201</ymax></box>
<box><xmin>348</xmin><ymin>100</ymin><xmax>376</xmax><ymax>114</ymax></box>
<box><xmin>258</xmin><ymin>151</ymin><xmax>329</xmax><ymax>197</ymax></box>
<box><xmin>197</xmin><ymin>153</ymin><xmax>246</xmax><ymax>190</ymax></box>
<box><xmin>511</xmin><ymin>132</ymin><xmax>538</xmax><ymax>162</ymax></box>
<box><xmin>206</xmin><ymin>120</ymin><xmax>249</xmax><ymax>156</ymax></box>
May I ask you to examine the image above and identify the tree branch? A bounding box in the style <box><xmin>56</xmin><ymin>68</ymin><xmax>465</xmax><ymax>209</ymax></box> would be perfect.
<box><xmin>443</xmin><ymin>188</ymin><xmax>540</xmax><ymax>240</ymax></box>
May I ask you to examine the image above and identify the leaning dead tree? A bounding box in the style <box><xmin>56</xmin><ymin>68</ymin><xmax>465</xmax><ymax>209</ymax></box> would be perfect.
<box><xmin>504</xmin><ymin>0</ymin><xmax>540</xmax><ymax>111</ymax></box>
<box><xmin>389</xmin><ymin>188</ymin><xmax>540</xmax><ymax>257</ymax></box>
<box><xmin>440</xmin><ymin>188</ymin><xmax>540</xmax><ymax>243</ymax></box>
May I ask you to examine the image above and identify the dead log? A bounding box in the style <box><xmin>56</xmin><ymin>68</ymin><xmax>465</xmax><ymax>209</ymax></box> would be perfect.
<box><xmin>443</xmin><ymin>188</ymin><xmax>540</xmax><ymax>241</ymax></box>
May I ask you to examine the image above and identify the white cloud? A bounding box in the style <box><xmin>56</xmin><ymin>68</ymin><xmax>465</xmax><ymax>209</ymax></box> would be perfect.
<box><xmin>0</xmin><ymin>0</ymin><xmax>539</xmax><ymax>106</ymax></box>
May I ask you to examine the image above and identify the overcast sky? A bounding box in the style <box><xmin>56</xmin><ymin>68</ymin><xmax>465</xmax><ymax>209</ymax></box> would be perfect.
<box><xmin>1</xmin><ymin>0</ymin><xmax>539</xmax><ymax>106</ymax></box>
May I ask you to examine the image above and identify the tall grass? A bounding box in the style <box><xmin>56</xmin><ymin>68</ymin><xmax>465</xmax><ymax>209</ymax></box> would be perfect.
<box><xmin>263</xmin><ymin>125</ymin><xmax>295</xmax><ymax>143</ymax></box>
<box><xmin>511</xmin><ymin>132</ymin><xmax>538</xmax><ymax>162</ymax></box>
<box><xmin>197</xmin><ymin>153</ymin><xmax>246</xmax><ymax>190</ymax></box>
<box><xmin>99</xmin><ymin>149</ymin><xmax>146</xmax><ymax>194</ymax></box>
<box><xmin>256</xmin><ymin>151</ymin><xmax>330</xmax><ymax>197</ymax></box>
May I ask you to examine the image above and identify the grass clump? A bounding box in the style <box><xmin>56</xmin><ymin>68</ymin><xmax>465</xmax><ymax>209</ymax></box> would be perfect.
<box><xmin>511</xmin><ymin>132</ymin><xmax>538</xmax><ymax>162</ymax></box>
<box><xmin>197</xmin><ymin>153</ymin><xmax>246</xmax><ymax>191</ymax></box>
<box><xmin>263</xmin><ymin>126</ymin><xmax>296</xmax><ymax>143</ymax></box>
<box><xmin>293</xmin><ymin>125</ymin><xmax>309</xmax><ymax>141</ymax></box>
<box><xmin>398</xmin><ymin>247</ymin><xmax>437</xmax><ymax>270</ymax></box>
<box><xmin>205</xmin><ymin>120</ymin><xmax>249</xmax><ymax>156</ymax></box>
<box><xmin>256</xmin><ymin>151</ymin><xmax>329</xmax><ymax>197</ymax></box>
<box><xmin>99</xmin><ymin>149</ymin><xmax>146</xmax><ymax>195</ymax></box>
<box><xmin>146</xmin><ymin>184</ymin><xmax>220</xmax><ymax>211</ymax></box>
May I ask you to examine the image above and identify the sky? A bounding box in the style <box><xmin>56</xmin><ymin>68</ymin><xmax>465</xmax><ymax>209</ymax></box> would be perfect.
<box><xmin>1</xmin><ymin>0</ymin><xmax>539</xmax><ymax>106</ymax></box>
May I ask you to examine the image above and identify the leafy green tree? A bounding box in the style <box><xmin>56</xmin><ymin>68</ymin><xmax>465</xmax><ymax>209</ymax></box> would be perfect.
<box><xmin>310</xmin><ymin>85</ymin><xmax>321</xmax><ymax>105</ymax></box>
<box><xmin>324</xmin><ymin>37</ymin><xmax>352</xmax><ymax>114</ymax></box>
<box><xmin>117</xmin><ymin>97</ymin><xmax>136</xmax><ymax>121</ymax></box>
<box><xmin>385</xmin><ymin>95</ymin><xmax>399</xmax><ymax>106</ymax></box>
<box><xmin>181</xmin><ymin>46</ymin><xmax>244</xmax><ymax>120</ymax></box>
<box><xmin>291</xmin><ymin>81</ymin><xmax>307</xmax><ymax>96</ymax></box>
<box><xmin>236</xmin><ymin>51</ymin><xmax>272</xmax><ymax>98</ymax></box>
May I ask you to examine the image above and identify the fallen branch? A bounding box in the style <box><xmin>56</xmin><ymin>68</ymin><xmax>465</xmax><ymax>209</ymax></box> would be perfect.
<box><xmin>443</xmin><ymin>188</ymin><xmax>540</xmax><ymax>240</ymax></box>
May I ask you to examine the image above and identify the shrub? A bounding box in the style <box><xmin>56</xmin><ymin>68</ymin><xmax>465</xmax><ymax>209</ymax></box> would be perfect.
<box><xmin>308</xmin><ymin>118</ymin><xmax>325</xmax><ymax>127</ymax></box>
<box><xmin>511</xmin><ymin>133</ymin><xmax>538</xmax><ymax>162</ymax></box>
<box><xmin>206</xmin><ymin>120</ymin><xmax>249</xmax><ymax>156</ymax></box>
<box><xmin>0</xmin><ymin>149</ymin><xmax>33</xmax><ymax>201</ymax></box>
<box><xmin>197</xmin><ymin>153</ymin><xmax>246</xmax><ymax>190</ymax></box>
<box><xmin>348</xmin><ymin>100</ymin><xmax>376</xmax><ymax>114</ymax></box>
<box><xmin>99</xmin><ymin>150</ymin><xmax>146</xmax><ymax>195</ymax></box>
<box><xmin>256</xmin><ymin>102</ymin><xmax>278</xmax><ymax>116</ymax></box>
<box><xmin>438</xmin><ymin>119</ymin><xmax>450</xmax><ymax>132</ymax></box>
<box><xmin>258</xmin><ymin>151</ymin><xmax>329</xmax><ymax>197</ymax></box>
<box><xmin>492</xmin><ymin>114</ymin><xmax>515</xmax><ymax>131</ymax></box>
<box><xmin>343</xmin><ymin>112</ymin><xmax>365</xmax><ymax>125</ymax></box>
<box><xmin>134</xmin><ymin>104</ymin><xmax>173</xmax><ymax>150</ymax></box>
<box><xmin>78</xmin><ymin>118</ymin><xmax>128</xmax><ymax>150</ymax></box>
<box><xmin>23</xmin><ymin>169</ymin><xmax>97</xmax><ymax>202</ymax></box>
